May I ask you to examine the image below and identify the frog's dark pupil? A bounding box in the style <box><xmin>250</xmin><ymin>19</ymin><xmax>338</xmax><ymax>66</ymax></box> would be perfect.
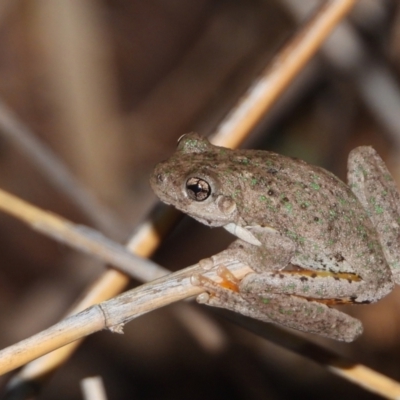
<box><xmin>186</xmin><ymin>177</ymin><xmax>211</xmax><ymax>201</ymax></box>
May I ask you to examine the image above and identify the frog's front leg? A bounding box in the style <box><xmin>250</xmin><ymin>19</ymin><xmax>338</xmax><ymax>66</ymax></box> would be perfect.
<box><xmin>191</xmin><ymin>271</ymin><xmax>363</xmax><ymax>342</ymax></box>
<box><xmin>200</xmin><ymin>226</ymin><xmax>297</xmax><ymax>272</ymax></box>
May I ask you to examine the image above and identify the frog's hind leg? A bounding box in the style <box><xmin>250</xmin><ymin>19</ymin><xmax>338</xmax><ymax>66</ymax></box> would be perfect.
<box><xmin>239</xmin><ymin>269</ymin><xmax>381</xmax><ymax>304</ymax></box>
<box><xmin>191</xmin><ymin>272</ymin><xmax>363</xmax><ymax>342</ymax></box>
<box><xmin>348</xmin><ymin>147</ymin><xmax>400</xmax><ymax>283</ymax></box>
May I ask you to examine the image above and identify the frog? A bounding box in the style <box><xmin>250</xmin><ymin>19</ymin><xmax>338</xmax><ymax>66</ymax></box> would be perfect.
<box><xmin>150</xmin><ymin>133</ymin><xmax>400</xmax><ymax>341</ymax></box>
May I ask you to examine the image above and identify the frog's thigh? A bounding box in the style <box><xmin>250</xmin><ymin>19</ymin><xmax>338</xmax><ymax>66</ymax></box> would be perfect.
<box><xmin>193</xmin><ymin>274</ymin><xmax>362</xmax><ymax>342</ymax></box>
<box><xmin>241</xmin><ymin>271</ymin><xmax>368</xmax><ymax>303</ymax></box>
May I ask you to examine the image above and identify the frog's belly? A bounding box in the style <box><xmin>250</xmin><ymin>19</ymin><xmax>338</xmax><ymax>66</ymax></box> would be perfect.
<box><xmin>293</xmin><ymin>252</ymin><xmax>354</xmax><ymax>274</ymax></box>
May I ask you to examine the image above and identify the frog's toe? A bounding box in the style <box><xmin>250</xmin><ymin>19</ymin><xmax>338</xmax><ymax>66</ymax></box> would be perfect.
<box><xmin>197</xmin><ymin>292</ymin><xmax>211</xmax><ymax>304</ymax></box>
<box><xmin>191</xmin><ymin>273</ymin><xmax>244</xmax><ymax>308</ymax></box>
<box><xmin>199</xmin><ymin>258</ymin><xmax>215</xmax><ymax>270</ymax></box>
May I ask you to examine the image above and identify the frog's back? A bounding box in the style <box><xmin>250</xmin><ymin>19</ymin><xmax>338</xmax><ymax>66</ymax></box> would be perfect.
<box><xmin>229</xmin><ymin>150</ymin><xmax>389</xmax><ymax>279</ymax></box>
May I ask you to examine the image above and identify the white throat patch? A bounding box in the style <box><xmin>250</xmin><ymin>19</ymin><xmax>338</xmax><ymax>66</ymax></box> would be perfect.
<box><xmin>223</xmin><ymin>223</ymin><xmax>262</xmax><ymax>246</ymax></box>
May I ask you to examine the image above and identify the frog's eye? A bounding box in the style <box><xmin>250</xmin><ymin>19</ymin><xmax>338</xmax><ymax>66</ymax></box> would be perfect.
<box><xmin>186</xmin><ymin>177</ymin><xmax>211</xmax><ymax>201</ymax></box>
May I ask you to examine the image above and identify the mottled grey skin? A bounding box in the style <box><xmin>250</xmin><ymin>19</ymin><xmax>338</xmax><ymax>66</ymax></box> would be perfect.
<box><xmin>150</xmin><ymin>133</ymin><xmax>400</xmax><ymax>341</ymax></box>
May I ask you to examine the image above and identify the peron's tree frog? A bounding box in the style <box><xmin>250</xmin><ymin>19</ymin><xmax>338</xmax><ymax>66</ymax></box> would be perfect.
<box><xmin>150</xmin><ymin>133</ymin><xmax>400</xmax><ymax>341</ymax></box>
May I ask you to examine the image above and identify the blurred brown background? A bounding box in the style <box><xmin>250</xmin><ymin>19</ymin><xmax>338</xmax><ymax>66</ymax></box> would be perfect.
<box><xmin>0</xmin><ymin>0</ymin><xmax>400</xmax><ymax>399</ymax></box>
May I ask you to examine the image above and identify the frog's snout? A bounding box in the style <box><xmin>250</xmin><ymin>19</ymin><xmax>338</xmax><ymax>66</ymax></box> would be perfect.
<box><xmin>150</xmin><ymin>161</ymin><xmax>176</xmax><ymax>203</ymax></box>
<box><xmin>150</xmin><ymin>161</ymin><xmax>167</xmax><ymax>184</ymax></box>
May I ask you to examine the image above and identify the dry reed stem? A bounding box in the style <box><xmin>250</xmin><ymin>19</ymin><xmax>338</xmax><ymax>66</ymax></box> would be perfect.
<box><xmin>0</xmin><ymin>260</ymin><xmax>252</xmax><ymax>375</ymax></box>
<box><xmin>0</xmin><ymin>189</ymin><xmax>167</xmax><ymax>281</ymax></box>
<box><xmin>211</xmin><ymin>0</ymin><xmax>358</xmax><ymax>148</ymax></box>
<box><xmin>329</xmin><ymin>364</ymin><xmax>400</xmax><ymax>399</ymax></box>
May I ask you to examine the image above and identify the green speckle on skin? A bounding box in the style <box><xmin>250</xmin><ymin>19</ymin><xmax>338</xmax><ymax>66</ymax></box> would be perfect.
<box><xmin>310</xmin><ymin>175</ymin><xmax>321</xmax><ymax>190</ymax></box>
<box><xmin>328</xmin><ymin>210</ymin><xmax>337</xmax><ymax>220</ymax></box>
<box><xmin>367</xmin><ymin>241</ymin><xmax>379</xmax><ymax>251</ymax></box>
<box><xmin>285</xmin><ymin>283</ymin><xmax>296</xmax><ymax>292</ymax></box>
<box><xmin>239</xmin><ymin>158</ymin><xmax>250</xmax><ymax>165</ymax></box>
<box><xmin>286</xmin><ymin>230</ymin><xmax>306</xmax><ymax>244</ymax></box>
<box><xmin>369</xmin><ymin>197</ymin><xmax>384</xmax><ymax>214</ymax></box>
<box><xmin>300</xmin><ymin>201</ymin><xmax>310</xmax><ymax>209</ymax></box>
<box><xmin>384</xmin><ymin>174</ymin><xmax>392</xmax><ymax>181</ymax></box>
<box><xmin>304</xmin><ymin>308</ymin><xmax>313</xmax><ymax>316</ymax></box>
<box><xmin>259</xmin><ymin>195</ymin><xmax>267</xmax><ymax>202</ymax></box>
<box><xmin>279</xmin><ymin>307</ymin><xmax>293</xmax><ymax>315</ymax></box>
<box><xmin>261</xmin><ymin>298</ymin><xmax>271</xmax><ymax>304</ymax></box>
<box><xmin>311</xmin><ymin>182</ymin><xmax>320</xmax><ymax>190</ymax></box>
<box><xmin>232</xmin><ymin>190</ymin><xmax>240</xmax><ymax>198</ymax></box>
<box><xmin>302</xmin><ymin>285</ymin><xmax>310</xmax><ymax>293</ymax></box>
<box><xmin>356</xmin><ymin>226</ymin><xmax>369</xmax><ymax>242</ymax></box>
<box><xmin>356</xmin><ymin>166</ymin><xmax>367</xmax><ymax>177</ymax></box>
<box><xmin>251</xmin><ymin>178</ymin><xmax>258</xmax><ymax>185</ymax></box>
<box><xmin>284</xmin><ymin>202</ymin><xmax>293</xmax><ymax>213</ymax></box>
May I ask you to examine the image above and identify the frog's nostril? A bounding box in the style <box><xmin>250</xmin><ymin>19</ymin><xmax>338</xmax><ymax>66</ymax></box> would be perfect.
<box><xmin>157</xmin><ymin>173</ymin><xmax>165</xmax><ymax>183</ymax></box>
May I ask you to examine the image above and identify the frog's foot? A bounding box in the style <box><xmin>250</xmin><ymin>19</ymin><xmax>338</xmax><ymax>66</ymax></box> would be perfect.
<box><xmin>191</xmin><ymin>272</ymin><xmax>251</xmax><ymax>316</ymax></box>
<box><xmin>198</xmin><ymin>251</ymin><xmax>243</xmax><ymax>271</ymax></box>
<box><xmin>192</xmin><ymin>266</ymin><xmax>241</xmax><ymax>302</ymax></box>
<box><xmin>240</xmin><ymin>269</ymin><xmax>381</xmax><ymax>304</ymax></box>
<box><xmin>191</xmin><ymin>272</ymin><xmax>363</xmax><ymax>342</ymax></box>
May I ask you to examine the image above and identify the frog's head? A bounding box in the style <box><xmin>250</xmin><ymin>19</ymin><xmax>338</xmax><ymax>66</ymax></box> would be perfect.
<box><xmin>150</xmin><ymin>133</ymin><xmax>240</xmax><ymax>227</ymax></box>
